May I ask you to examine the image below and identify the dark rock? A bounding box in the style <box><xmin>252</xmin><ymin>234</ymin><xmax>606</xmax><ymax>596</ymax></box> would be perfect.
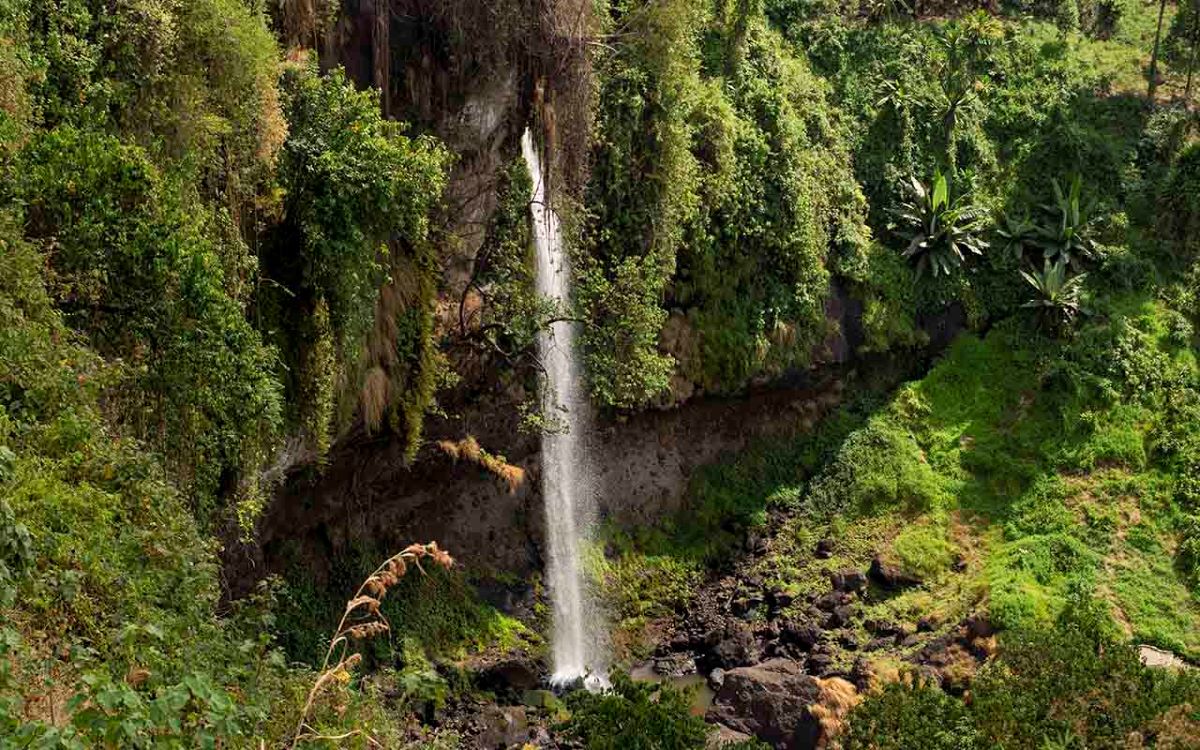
<box><xmin>709</xmin><ymin>668</ymin><xmax>726</xmax><ymax>690</ymax></box>
<box><xmin>806</xmin><ymin>652</ymin><xmax>835</xmax><ymax>675</ymax></box>
<box><xmin>706</xmin><ymin>659</ymin><xmax>822</xmax><ymax>749</ymax></box>
<box><xmin>712</xmin><ymin>624</ymin><xmax>762</xmax><ymax>669</ymax></box>
<box><xmin>916</xmin><ymin>617</ymin><xmax>935</xmax><ymax>633</ymax></box>
<box><xmin>781</xmin><ymin>621</ymin><xmax>823</xmax><ymax>650</ymax></box>
<box><xmin>815</xmin><ymin>538</ymin><xmax>835</xmax><ymax>559</ymax></box>
<box><xmin>900</xmin><ymin>634</ymin><xmax>922</xmax><ymax>648</ymax></box>
<box><xmin>841</xmin><ymin>632</ymin><xmax>860</xmax><ymax>650</ymax></box>
<box><xmin>828</xmin><ymin>605</ymin><xmax>854</xmax><ymax>629</ymax></box>
<box><xmin>864</xmin><ymin>618</ymin><xmax>901</xmax><ymax>637</ymax></box>
<box><xmin>864</xmin><ymin>637</ymin><xmax>892</xmax><ymax>652</ymax></box>
<box><xmin>478</xmin><ymin>705</ymin><xmax>529</xmax><ymax>748</ymax></box>
<box><xmin>868</xmin><ymin>555</ymin><xmax>923</xmax><ymax>589</ymax></box>
<box><xmin>830</xmin><ymin>569</ymin><xmax>868</xmax><ymax>593</ymax></box>
<box><xmin>711</xmin><ymin>724</ymin><xmax>755</xmax><ymax>746</ymax></box>
<box><xmin>965</xmin><ymin>614</ymin><xmax>995</xmax><ymax>640</ymax></box>
<box><xmin>952</xmin><ymin>555</ymin><xmax>969</xmax><ymax>572</ymax></box>
<box><xmin>475</xmin><ymin>657</ymin><xmax>541</xmax><ymax>693</ymax></box>
<box><xmin>654</xmin><ymin>652</ymin><xmax>697</xmax><ymax>677</ymax></box>
<box><xmin>814</xmin><ymin>592</ymin><xmax>846</xmax><ymax>612</ymax></box>
<box><xmin>850</xmin><ymin>657</ymin><xmax>873</xmax><ymax>690</ymax></box>
<box><xmin>769</xmin><ymin>590</ymin><xmax>795</xmax><ymax>609</ymax></box>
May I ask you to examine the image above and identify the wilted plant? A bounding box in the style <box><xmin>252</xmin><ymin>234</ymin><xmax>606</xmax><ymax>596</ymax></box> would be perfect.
<box><xmin>890</xmin><ymin>170</ymin><xmax>989</xmax><ymax>278</ymax></box>
<box><xmin>289</xmin><ymin>542</ymin><xmax>454</xmax><ymax>749</ymax></box>
<box><xmin>1021</xmin><ymin>258</ymin><xmax>1087</xmax><ymax>336</ymax></box>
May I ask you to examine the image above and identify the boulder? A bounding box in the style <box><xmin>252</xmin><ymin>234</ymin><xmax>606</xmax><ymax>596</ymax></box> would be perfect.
<box><xmin>869</xmin><ymin>556</ymin><xmax>923</xmax><ymax>589</ymax></box>
<box><xmin>712</xmin><ymin>623</ymin><xmax>762</xmax><ymax>668</ymax></box>
<box><xmin>709</xmin><ymin>668</ymin><xmax>726</xmax><ymax>690</ymax></box>
<box><xmin>827</xmin><ymin>605</ymin><xmax>854</xmax><ymax>629</ymax></box>
<box><xmin>830</xmin><ymin>569</ymin><xmax>868</xmax><ymax>593</ymax></box>
<box><xmin>814</xmin><ymin>592</ymin><xmax>847</xmax><ymax>612</ymax></box>
<box><xmin>708</xmin><ymin>724</ymin><xmax>755</xmax><ymax>748</ymax></box>
<box><xmin>706</xmin><ymin>659</ymin><xmax>822</xmax><ymax>749</ymax></box>
<box><xmin>815</xmin><ymin>538</ymin><xmax>835</xmax><ymax>559</ymax></box>
<box><xmin>475</xmin><ymin>656</ymin><xmax>541</xmax><ymax>693</ymax></box>
<box><xmin>781</xmin><ymin>621</ymin><xmax>823</xmax><ymax>650</ymax></box>
<box><xmin>477</xmin><ymin>705</ymin><xmax>529</xmax><ymax>748</ymax></box>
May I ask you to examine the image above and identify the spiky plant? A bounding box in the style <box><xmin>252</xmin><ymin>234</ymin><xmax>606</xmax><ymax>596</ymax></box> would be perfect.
<box><xmin>996</xmin><ymin>211</ymin><xmax>1039</xmax><ymax>260</ymax></box>
<box><xmin>1020</xmin><ymin>258</ymin><xmax>1087</xmax><ymax>335</ymax></box>
<box><xmin>890</xmin><ymin>170</ymin><xmax>989</xmax><ymax>278</ymax></box>
<box><xmin>1034</xmin><ymin>175</ymin><xmax>1097</xmax><ymax>268</ymax></box>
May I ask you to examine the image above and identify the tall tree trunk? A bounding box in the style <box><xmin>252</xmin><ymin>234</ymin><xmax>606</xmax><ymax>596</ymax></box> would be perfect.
<box><xmin>1187</xmin><ymin>8</ymin><xmax>1200</xmax><ymax>101</ymax></box>
<box><xmin>373</xmin><ymin>0</ymin><xmax>390</xmax><ymax>116</ymax></box>
<box><xmin>1149</xmin><ymin>0</ymin><xmax>1169</xmax><ymax>101</ymax></box>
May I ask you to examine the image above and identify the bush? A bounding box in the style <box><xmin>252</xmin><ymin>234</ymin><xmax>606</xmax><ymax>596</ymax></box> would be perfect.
<box><xmin>561</xmin><ymin>672</ymin><xmax>712</xmax><ymax>750</ymax></box>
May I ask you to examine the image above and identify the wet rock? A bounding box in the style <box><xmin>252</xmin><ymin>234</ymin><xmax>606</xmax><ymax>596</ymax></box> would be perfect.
<box><xmin>709</xmin><ymin>668</ymin><xmax>726</xmax><ymax>690</ymax></box>
<box><xmin>475</xmin><ymin>656</ymin><xmax>541</xmax><ymax>693</ymax></box>
<box><xmin>869</xmin><ymin>556</ymin><xmax>923</xmax><ymax>589</ymax></box>
<box><xmin>815</xmin><ymin>538</ymin><xmax>835</xmax><ymax>559</ymax></box>
<box><xmin>830</xmin><ymin>569</ymin><xmax>868</xmax><ymax>593</ymax></box>
<box><xmin>655</xmin><ymin>652</ymin><xmax>697</xmax><ymax>677</ymax></box>
<box><xmin>706</xmin><ymin>659</ymin><xmax>822</xmax><ymax>749</ymax></box>
<box><xmin>520</xmin><ymin>689</ymin><xmax>557</xmax><ymax>709</ymax></box>
<box><xmin>478</xmin><ymin>705</ymin><xmax>529</xmax><ymax>748</ymax></box>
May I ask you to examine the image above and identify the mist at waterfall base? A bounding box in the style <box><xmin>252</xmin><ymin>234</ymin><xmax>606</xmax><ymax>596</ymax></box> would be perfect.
<box><xmin>521</xmin><ymin>129</ymin><xmax>608</xmax><ymax>690</ymax></box>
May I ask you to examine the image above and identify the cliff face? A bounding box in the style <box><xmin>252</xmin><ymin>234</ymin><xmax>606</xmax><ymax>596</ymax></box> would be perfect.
<box><xmin>227</xmin><ymin>0</ymin><xmax>964</xmax><ymax>596</ymax></box>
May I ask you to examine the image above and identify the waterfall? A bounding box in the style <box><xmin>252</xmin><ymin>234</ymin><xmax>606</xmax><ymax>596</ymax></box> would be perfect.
<box><xmin>521</xmin><ymin>128</ymin><xmax>607</xmax><ymax>687</ymax></box>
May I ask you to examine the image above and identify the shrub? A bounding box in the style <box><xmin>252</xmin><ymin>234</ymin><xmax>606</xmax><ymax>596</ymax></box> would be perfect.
<box><xmin>561</xmin><ymin>672</ymin><xmax>711</xmax><ymax>750</ymax></box>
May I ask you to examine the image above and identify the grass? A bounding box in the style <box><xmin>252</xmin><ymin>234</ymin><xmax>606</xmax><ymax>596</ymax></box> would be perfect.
<box><xmin>598</xmin><ymin>291</ymin><xmax>1200</xmax><ymax>663</ymax></box>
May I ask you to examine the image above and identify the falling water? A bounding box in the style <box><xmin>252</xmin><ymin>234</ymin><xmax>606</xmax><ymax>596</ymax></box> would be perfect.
<box><xmin>521</xmin><ymin>128</ymin><xmax>607</xmax><ymax>687</ymax></box>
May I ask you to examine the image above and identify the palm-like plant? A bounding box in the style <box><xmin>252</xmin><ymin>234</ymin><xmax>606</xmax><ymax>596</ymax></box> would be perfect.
<box><xmin>890</xmin><ymin>170</ymin><xmax>989</xmax><ymax>278</ymax></box>
<box><xmin>1020</xmin><ymin>258</ymin><xmax>1087</xmax><ymax>335</ymax></box>
<box><xmin>996</xmin><ymin>210</ymin><xmax>1039</xmax><ymax>260</ymax></box>
<box><xmin>1034</xmin><ymin>176</ymin><xmax>1097</xmax><ymax>268</ymax></box>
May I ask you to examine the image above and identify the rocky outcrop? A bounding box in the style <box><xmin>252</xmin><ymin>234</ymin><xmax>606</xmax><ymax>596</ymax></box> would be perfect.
<box><xmin>706</xmin><ymin>659</ymin><xmax>823</xmax><ymax>749</ymax></box>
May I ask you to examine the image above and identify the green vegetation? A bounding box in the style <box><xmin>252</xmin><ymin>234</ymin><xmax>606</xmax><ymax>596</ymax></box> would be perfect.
<box><xmin>561</xmin><ymin>672</ymin><xmax>768</xmax><ymax>749</ymax></box>
<box><xmin>6</xmin><ymin>0</ymin><xmax>1200</xmax><ymax>745</ymax></box>
<box><xmin>846</xmin><ymin>601</ymin><xmax>1200</xmax><ymax>749</ymax></box>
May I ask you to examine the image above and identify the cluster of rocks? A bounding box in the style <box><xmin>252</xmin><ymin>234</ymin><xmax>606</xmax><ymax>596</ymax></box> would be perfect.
<box><xmin>644</xmin><ymin>544</ymin><xmax>993</xmax><ymax>748</ymax></box>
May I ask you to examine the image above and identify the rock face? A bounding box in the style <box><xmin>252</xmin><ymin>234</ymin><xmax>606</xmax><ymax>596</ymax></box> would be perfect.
<box><xmin>706</xmin><ymin>659</ymin><xmax>822</xmax><ymax>749</ymax></box>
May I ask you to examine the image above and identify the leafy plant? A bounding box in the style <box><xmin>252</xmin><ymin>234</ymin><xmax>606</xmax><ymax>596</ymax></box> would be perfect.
<box><xmin>1033</xmin><ymin>176</ymin><xmax>1098</xmax><ymax>268</ymax></box>
<box><xmin>890</xmin><ymin>170</ymin><xmax>989</xmax><ymax>278</ymax></box>
<box><xmin>1020</xmin><ymin>258</ymin><xmax>1087</xmax><ymax>335</ymax></box>
<box><xmin>996</xmin><ymin>211</ymin><xmax>1039</xmax><ymax>260</ymax></box>
<box><xmin>560</xmin><ymin>671</ymin><xmax>711</xmax><ymax>750</ymax></box>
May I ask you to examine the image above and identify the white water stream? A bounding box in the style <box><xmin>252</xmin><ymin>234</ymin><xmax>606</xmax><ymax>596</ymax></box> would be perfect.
<box><xmin>521</xmin><ymin>129</ymin><xmax>607</xmax><ymax>687</ymax></box>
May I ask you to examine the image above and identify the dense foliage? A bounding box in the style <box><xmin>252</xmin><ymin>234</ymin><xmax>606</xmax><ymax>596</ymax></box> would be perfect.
<box><xmin>4</xmin><ymin>0</ymin><xmax>1200</xmax><ymax>745</ymax></box>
